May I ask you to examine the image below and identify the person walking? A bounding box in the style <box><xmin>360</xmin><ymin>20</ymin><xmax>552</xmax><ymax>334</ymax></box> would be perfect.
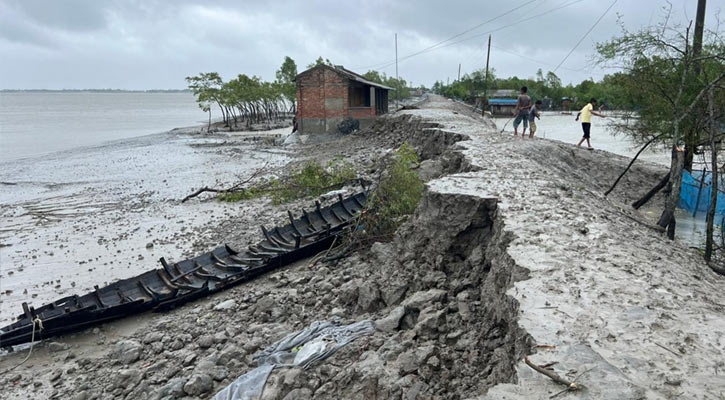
<box><xmin>512</xmin><ymin>86</ymin><xmax>531</xmax><ymax>136</ymax></box>
<box><xmin>575</xmin><ymin>98</ymin><xmax>606</xmax><ymax>149</ymax></box>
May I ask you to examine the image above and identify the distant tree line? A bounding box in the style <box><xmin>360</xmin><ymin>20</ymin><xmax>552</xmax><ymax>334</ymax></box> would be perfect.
<box><xmin>432</xmin><ymin>68</ymin><xmax>633</xmax><ymax>111</ymax></box>
<box><xmin>362</xmin><ymin>70</ymin><xmax>412</xmax><ymax>100</ymax></box>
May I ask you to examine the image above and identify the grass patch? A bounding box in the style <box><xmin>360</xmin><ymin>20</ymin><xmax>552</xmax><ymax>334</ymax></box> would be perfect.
<box><xmin>360</xmin><ymin>142</ymin><xmax>424</xmax><ymax>239</ymax></box>
<box><xmin>219</xmin><ymin>159</ymin><xmax>356</xmax><ymax>205</ymax></box>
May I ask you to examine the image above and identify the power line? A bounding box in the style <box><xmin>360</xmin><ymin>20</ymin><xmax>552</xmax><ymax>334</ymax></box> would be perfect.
<box><xmin>364</xmin><ymin>0</ymin><xmax>588</xmax><ymax>72</ymax></box>
<box><xmin>355</xmin><ymin>0</ymin><xmax>538</xmax><ymax>70</ymax></box>
<box><xmin>497</xmin><ymin>0</ymin><xmax>566</xmax><ymax>43</ymax></box>
<box><xmin>491</xmin><ymin>45</ymin><xmax>586</xmax><ymax>73</ymax></box>
<box><xmin>432</xmin><ymin>0</ymin><xmax>588</xmax><ymax>53</ymax></box>
<box><xmin>553</xmin><ymin>0</ymin><xmax>618</xmax><ymax>72</ymax></box>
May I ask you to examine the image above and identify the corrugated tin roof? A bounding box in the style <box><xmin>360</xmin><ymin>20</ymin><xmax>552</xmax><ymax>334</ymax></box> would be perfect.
<box><xmin>489</xmin><ymin>99</ymin><xmax>517</xmax><ymax>104</ymax></box>
<box><xmin>491</xmin><ymin>89</ymin><xmax>518</xmax><ymax>98</ymax></box>
<box><xmin>336</xmin><ymin>66</ymin><xmax>394</xmax><ymax>90</ymax></box>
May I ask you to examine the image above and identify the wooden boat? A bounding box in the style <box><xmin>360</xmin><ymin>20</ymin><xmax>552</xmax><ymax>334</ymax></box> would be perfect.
<box><xmin>0</xmin><ymin>192</ymin><xmax>367</xmax><ymax>348</ymax></box>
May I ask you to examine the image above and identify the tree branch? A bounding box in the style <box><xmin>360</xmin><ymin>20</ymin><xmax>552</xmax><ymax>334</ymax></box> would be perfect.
<box><xmin>605</xmin><ymin>132</ymin><xmax>667</xmax><ymax>196</ymax></box>
<box><xmin>181</xmin><ymin>161</ymin><xmax>270</xmax><ymax>203</ymax></box>
<box><xmin>524</xmin><ymin>356</ymin><xmax>584</xmax><ymax>395</ymax></box>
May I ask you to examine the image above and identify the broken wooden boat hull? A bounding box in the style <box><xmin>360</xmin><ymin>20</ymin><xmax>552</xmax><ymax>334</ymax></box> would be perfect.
<box><xmin>0</xmin><ymin>192</ymin><xmax>367</xmax><ymax>348</ymax></box>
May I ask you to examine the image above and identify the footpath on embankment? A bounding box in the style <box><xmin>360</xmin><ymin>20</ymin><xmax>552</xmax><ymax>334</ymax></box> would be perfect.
<box><xmin>408</xmin><ymin>95</ymin><xmax>725</xmax><ymax>399</ymax></box>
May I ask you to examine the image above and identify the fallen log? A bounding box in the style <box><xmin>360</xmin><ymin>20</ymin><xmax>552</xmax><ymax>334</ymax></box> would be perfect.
<box><xmin>181</xmin><ymin>162</ymin><xmax>269</xmax><ymax>203</ymax></box>
<box><xmin>632</xmin><ymin>172</ymin><xmax>670</xmax><ymax>209</ymax></box>
<box><xmin>605</xmin><ymin>133</ymin><xmax>666</xmax><ymax>196</ymax></box>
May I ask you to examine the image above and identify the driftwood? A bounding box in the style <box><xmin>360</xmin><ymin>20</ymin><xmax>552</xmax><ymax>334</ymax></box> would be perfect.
<box><xmin>708</xmin><ymin>262</ymin><xmax>725</xmax><ymax>276</ymax></box>
<box><xmin>654</xmin><ymin>342</ymin><xmax>682</xmax><ymax>357</ymax></box>
<box><xmin>524</xmin><ymin>356</ymin><xmax>585</xmax><ymax>398</ymax></box>
<box><xmin>181</xmin><ymin>162</ymin><xmax>269</xmax><ymax>203</ymax></box>
<box><xmin>632</xmin><ymin>172</ymin><xmax>670</xmax><ymax>209</ymax></box>
<box><xmin>605</xmin><ymin>133</ymin><xmax>666</xmax><ymax>196</ymax></box>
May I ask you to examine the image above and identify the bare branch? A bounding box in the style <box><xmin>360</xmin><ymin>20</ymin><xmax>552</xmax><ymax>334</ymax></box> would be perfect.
<box><xmin>675</xmin><ymin>70</ymin><xmax>725</xmax><ymax>126</ymax></box>
<box><xmin>524</xmin><ymin>356</ymin><xmax>584</xmax><ymax>395</ymax></box>
<box><xmin>181</xmin><ymin>161</ymin><xmax>271</xmax><ymax>203</ymax></box>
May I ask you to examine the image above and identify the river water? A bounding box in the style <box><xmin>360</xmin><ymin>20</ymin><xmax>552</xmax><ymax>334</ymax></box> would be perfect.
<box><xmin>0</xmin><ymin>91</ymin><xmax>206</xmax><ymax>162</ymax></box>
<box><xmin>493</xmin><ymin>111</ymin><xmax>671</xmax><ymax>166</ymax></box>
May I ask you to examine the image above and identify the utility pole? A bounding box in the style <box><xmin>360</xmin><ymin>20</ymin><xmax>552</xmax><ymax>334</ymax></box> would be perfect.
<box><xmin>484</xmin><ymin>34</ymin><xmax>492</xmax><ymax>116</ymax></box>
<box><xmin>457</xmin><ymin>63</ymin><xmax>461</xmax><ymax>81</ymax></box>
<box><xmin>693</xmin><ymin>0</ymin><xmax>707</xmax><ymax>75</ymax></box>
<box><xmin>395</xmin><ymin>33</ymin><xmax>399</xmax><ymax>109</ymax></box>
<box><xmin>686</xmin><ymin>0</ymin><xmax>707</xmax><ymax>170</ymax></box>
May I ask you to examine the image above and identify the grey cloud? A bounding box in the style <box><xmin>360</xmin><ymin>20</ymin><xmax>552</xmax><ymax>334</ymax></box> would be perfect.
<box><xmin>6</xmin><ymin>0</ymin><xmax>108</xmax><ymax>32</ymax></box>
<box><xmin>0</xmin><ymin>0</ymin><xmax>723</xmax><ymax>89</ymax></box>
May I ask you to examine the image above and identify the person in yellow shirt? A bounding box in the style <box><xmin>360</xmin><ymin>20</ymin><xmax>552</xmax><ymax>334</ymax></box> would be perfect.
<box><xmin>575</xmin><ymin>98</ymin><xmax>606</xmax><ymax>149</ymax></box>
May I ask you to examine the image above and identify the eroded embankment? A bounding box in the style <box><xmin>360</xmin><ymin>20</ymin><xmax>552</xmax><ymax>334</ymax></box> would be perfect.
<box><xmin>272</xmin><ymin>113</ymin><xmax>535</xmax><ymax>398</ymax></box>
<box><xmin>350</xmin><ymin>188</ymin><xmax>532</xmax><ymax>397</ymax></box>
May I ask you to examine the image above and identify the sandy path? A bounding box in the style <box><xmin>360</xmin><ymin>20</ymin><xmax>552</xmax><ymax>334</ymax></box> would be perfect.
<box><xmin>407</xmin><ymin>96</ymin><xmax>725</xmax><ymax>399</ymax></box>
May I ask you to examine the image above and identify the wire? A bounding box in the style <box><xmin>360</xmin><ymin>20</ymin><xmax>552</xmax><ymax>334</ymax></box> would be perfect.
<box><xmin>553</xmin><ymin>0</ymin><xmax>618</xmax><ymax>72</ymax></box>
<box><xmin>435</xmin><ymin>0</ymin><xmax>588</xmax><ymax>53</ymax></box>
<box><xmin>364</xmin><ymin>0</ymin><xmax>588</xmax><ymax>71</ymax></box>
<box><xmin>355</xmin><ymin>0</ymin><xmax>538</xmax><ymax>70</ymax></box>
<box><xmin>491</xmin><ymin>45</ymin><xmax>586</xmax><ymax>72</ymax></box>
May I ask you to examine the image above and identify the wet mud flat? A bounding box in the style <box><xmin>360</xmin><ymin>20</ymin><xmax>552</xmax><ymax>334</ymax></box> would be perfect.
<box><xmin>0</xmin><ymin>127</ymin><xmax>293</xmax><ymax>325</ymax></box>
<box><xmin>1</xmin><ymin>97</ymin><xmax>724</xmax><ymax>399</ymax></box>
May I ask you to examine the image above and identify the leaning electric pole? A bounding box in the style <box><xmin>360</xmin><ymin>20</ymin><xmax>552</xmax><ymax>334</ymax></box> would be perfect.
<box><xmin>395</xmin><ymin>33</ymin><xmax>399</xmax><ymax>110</ymax></box>
<box><xmin>484</xmin><ymin>34</ymin><xmax>492</xmax><ymax>116</ymax></box>
<box><xmin>693</xmin><ymin>0</ymin><xmax>707</xmax><ymax>75</ymax></box>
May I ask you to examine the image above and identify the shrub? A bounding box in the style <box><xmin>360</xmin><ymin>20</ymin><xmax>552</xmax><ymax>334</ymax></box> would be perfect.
<box><xmin>362</xmin><ymin>142</ymin><xmax>424</xmax><ymax>238</ymax></box>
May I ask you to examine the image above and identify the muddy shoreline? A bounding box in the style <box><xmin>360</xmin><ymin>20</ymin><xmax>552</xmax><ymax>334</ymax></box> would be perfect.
<box><xmin>2</xmin><ymin>97</ymin><xmax>724</xmax><ymax>399</ymax></box>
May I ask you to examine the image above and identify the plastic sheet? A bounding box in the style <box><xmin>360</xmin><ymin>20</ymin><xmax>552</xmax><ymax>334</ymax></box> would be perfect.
<box><xmin>212</xmin><ymin>364</ymin><xmax>274</xmax><ymax>400</ymax></box>
<box><xmin>213</xmin><ymin>320</ymin><xmax>375</xmax><ymax>400</ymax></box>
<box><xmin>679</xmin><ymin>169</ymin><xmax>725</xmax><ymax>217</ymax></box>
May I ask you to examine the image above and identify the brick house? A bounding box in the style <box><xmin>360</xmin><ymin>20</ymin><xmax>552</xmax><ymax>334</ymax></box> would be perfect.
<box><xmin>295</xmin><ymin>64</ymin><xmax>392</xmax><ymax>134</ymax></box>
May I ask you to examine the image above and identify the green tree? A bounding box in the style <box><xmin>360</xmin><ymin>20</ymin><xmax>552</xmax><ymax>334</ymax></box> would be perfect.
<box><xmin>597</xmin><ymin>19</ymin><xmax>725</xmax><ymax>238</ymax></box>
<box><xmin>363</xmin><ymin>70</ymin><xmax>411</xmax><ymax>100</ymax></box>
<box><xmin>276</xmin><ymin>56</ymin><xmax>298</xmax><ymax>113</ymax></box>
<box><xmin>186</xmin><ymin>72</ymin><xmax>226</xmax><ymax>127</ymax></box>
<box><xmin>306</xmin><ymin>56</ymin><xmax>333</xmax><ymax>69</ymax></box>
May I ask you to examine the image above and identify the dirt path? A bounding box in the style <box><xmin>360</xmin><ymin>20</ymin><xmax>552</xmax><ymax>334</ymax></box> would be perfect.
<box><xmin>408</xmin><ymin>96</ymin><xmax>725</xmax><ymax>399</ymax></box>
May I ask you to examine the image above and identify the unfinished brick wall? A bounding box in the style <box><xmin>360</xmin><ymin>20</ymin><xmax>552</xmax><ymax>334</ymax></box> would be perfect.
<box><xmin>296</xmin><ymin>65</ymin><xmax>380</xmax><ymax>135</ymax></box>
<box><xmin>297</xmin><ymin>67</ymin><xmax>348</xmax><ymax>134</ymax></box>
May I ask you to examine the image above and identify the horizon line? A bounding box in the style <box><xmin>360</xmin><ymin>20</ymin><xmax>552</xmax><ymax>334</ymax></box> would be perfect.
<box><xmin>1</xmin><ymin>88</ymin><xmax>192</xmax><ymax>92</ymax></box>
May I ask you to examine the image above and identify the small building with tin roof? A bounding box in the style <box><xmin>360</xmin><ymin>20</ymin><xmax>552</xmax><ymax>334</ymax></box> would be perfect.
<box><xmin>481</xmin><ymin>89</ymin><xmax>519</xmax><ymax>116</ymax></box>
<box><xmin>296</xmin><ymin>64</ymin><xmax>392</xmax><ymax>134</ymax></box>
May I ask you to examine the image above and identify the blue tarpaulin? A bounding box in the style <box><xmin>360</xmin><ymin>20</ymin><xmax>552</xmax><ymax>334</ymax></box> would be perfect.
<box><xmin>489</xmin><ymin>99</ymin><xmax>517</xmax><ymax>105</ymax></box>
<box><xmin>679</xmin><ymin>169</ymin><xmax>725</xmax><ymax>217</ymax></box>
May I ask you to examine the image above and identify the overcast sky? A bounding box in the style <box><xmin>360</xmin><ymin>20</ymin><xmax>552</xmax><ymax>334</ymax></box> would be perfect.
<box><xmin>1</xmin><ymin>0</ymin><xmax>723</xmax><ymax>90</ymax></box>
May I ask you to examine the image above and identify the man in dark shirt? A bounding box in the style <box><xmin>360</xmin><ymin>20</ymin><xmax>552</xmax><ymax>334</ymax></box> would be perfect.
<box><xmin>513</xmin><ymin>86</ymin><xmax>531</xmax><ymax>136</ymax></box>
